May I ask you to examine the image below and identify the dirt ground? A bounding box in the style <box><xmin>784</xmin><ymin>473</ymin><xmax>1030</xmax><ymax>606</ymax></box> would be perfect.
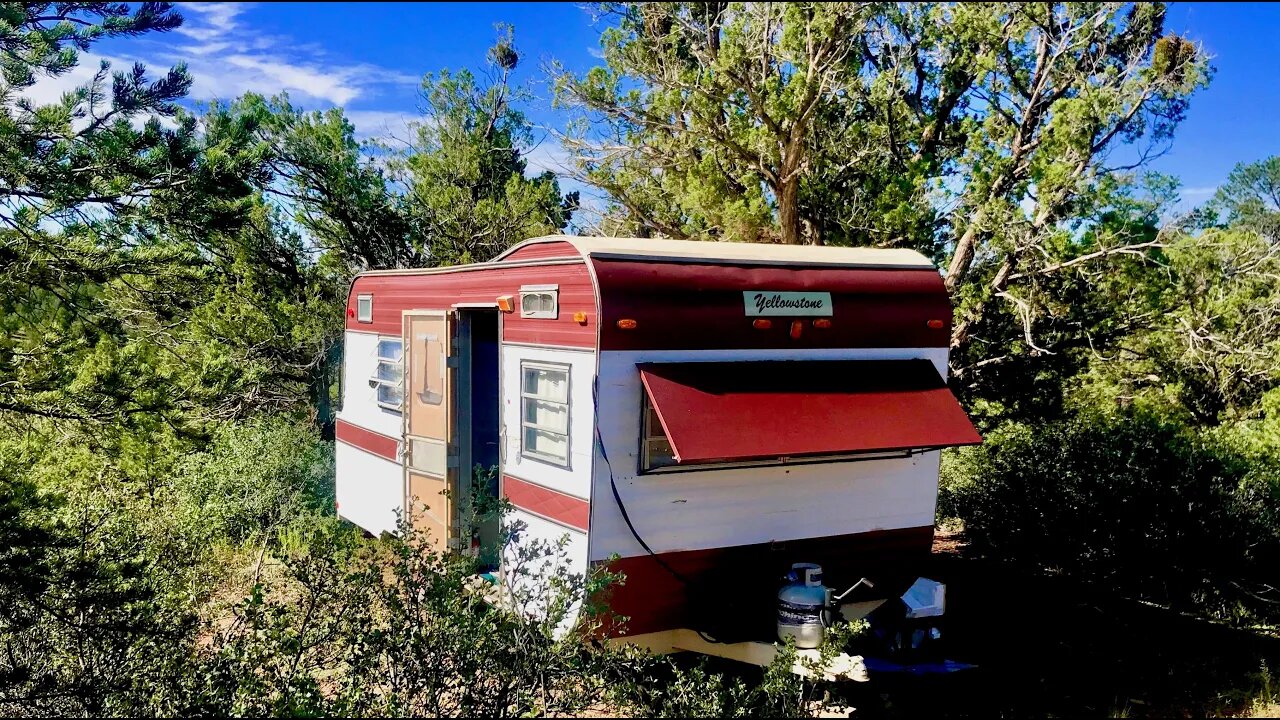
<box><xmin>820</xmin><ymin>532</ymin><xmax>1280</xmax><ymax>718</ymax></box>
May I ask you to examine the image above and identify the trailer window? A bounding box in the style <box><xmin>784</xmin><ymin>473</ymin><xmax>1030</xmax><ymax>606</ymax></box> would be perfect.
<box><xmin>519</xmin><ymin>285</ymin><xmax>558</xmax><ymax>319</ymax></box>
<box><xmin>373</xmin><ymin>338</ymin><xmax>403</xmax><ymax>411</ymax></box>
<box><xmin>640</xmin><ymin>394</ymin><xmax>677</xmax><ymax>471</ymax></box>
<box><xmin>356</xmin><ymin>294</ymin><xmax>373</xmax><ymax>323</ymax></box>
<box><xmin>520</xmin><ymin>361</ymin><xmax>570</xmax><ymax>467</ymax></box>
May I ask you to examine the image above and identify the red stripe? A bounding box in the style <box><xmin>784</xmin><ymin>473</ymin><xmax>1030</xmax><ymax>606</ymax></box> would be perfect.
<box><xmin>499</xmin><ymin>240</ymin><xmax>581</xmax><ymax>262</ymax></box>
<box><xmin>345</xmin><ymin>262</ymin><xmax>597</xmax><ymax>348</ymax></box>
<box><xmin>600</xmin><ymin>525</ymin><xmax>935</xmax><ymax>638</ymax></box>
<box><xmin>336</xmin><ymin>419</ymin><xmax>398</xmax><ymax>461</ymax></box>
<box><xmin>503</xmin><ymin>475</ymin><xmax>589</xmax><ymax>531</ymax></box>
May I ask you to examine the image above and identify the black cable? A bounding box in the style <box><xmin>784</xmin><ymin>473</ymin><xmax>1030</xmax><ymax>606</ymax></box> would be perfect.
<box><xmin>593</xmin><ymin>376</ymin><xmax>723</xmax><ymax>643</ymax></box>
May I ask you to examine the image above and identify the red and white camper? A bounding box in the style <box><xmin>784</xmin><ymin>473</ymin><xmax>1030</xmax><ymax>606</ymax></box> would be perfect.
<box><xmin>334</xmin><ymin>235</ymin><xmax>980</xmax><ymax>659</ymax></box>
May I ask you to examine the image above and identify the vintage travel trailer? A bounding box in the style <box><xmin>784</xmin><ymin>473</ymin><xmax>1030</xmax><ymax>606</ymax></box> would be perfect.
<box><xmin>334</xmin><ymin>235</ymin><xmax>981</xmax><ymax>650</ymax></box>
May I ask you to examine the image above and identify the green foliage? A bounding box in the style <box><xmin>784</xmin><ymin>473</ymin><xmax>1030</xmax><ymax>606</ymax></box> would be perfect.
<box><xmin>1</xmin><ymin>2</ymin><xmax>1277</xmax><ymax>717</ymax></box>
<box><xmin>1212</xmin><ymin>155</ymin><xmax>1280</xmax><ymax>238</ymax></box>
<box><xmin>398</xmin><ymin>27</ymin><xmax>578</xmax><ymax>265</ymax></box>
<box><xmin>228</xmin><ymin>94</ymin><xmax>422</xmax><ymax>272</ymax></box>
<box><xmin>557</xmin><ymin>1</ymin><xmax>1207</xmax><ymax>273</ymax></box>
<box><xmin>173</xmin><ymin>418</ymin><xmax>335</xmax><ymax>546</ymax></box>
<box><xmin>940</xmin><ymin>412</ymin><xmax>1280</xmax><ymax>623</ymax></box>
<box><xmin>1048</xmin><ymin>165</ymin><xmax>1280</xmax><ymax>426</ymax></box>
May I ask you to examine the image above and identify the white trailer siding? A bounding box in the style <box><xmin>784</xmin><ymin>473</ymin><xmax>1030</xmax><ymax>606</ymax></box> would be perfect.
<box><xmin>498</xmin><ymin>343</ymin><xmax>596</xmax><ymax>623</ymax></box>
<box><xmin>339</xmin><ymin>329</ymin><xmax>404</xmax><ymax>440</ymax></box>
<box><xmin>588</xmin><ymin>347</ymin><xmax>949</xmax><ymax>563</ymax></box>
<box><xmin>336</xmin><ymin>329</ymin><xmax>404</xmax><ymax>536</ymax></box>
<box><xmin>499</xmin><ymin>343</ymin><xmax>597</xmax><ymax>501</ymax></box>
<box><xmin>335</xmin><ymin>441</ymin><xmax>402</xmax><ymax>536</ymax></box>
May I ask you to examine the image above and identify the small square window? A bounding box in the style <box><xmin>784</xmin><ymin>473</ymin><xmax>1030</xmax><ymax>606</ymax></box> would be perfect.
<box><xmin>356</xmin><ymin>294</ymin><xmax>373</xmax><ymax>323</ymax></box>
<box><xmin>519</xmin><ymin>285</ymin><xmax>559</xmax><ymax>319</ymax></box>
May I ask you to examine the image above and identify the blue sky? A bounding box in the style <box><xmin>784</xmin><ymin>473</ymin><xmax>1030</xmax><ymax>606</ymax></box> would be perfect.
<box><xmin>64</xmin><ymin>2</ymin><xmax>1280</xmax><ymax>207</ymax></box>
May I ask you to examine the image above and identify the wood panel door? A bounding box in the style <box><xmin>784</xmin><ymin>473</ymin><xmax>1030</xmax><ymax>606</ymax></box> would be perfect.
<box><xmin>402</xmin><ymin>310</ymin><xmax>457</xmax><ymax>554</ymax></box>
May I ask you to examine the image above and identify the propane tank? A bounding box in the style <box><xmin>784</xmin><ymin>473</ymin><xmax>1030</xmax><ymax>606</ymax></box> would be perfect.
<box><xmin>777</xmin><ymin>562</ymin><xmax>828</xmax><ymax>648</ymax></box>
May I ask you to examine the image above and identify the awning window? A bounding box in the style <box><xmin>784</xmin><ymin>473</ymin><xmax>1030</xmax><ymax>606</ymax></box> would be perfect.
<box><xmin>638</xmin><ymin>359</ymin><xmax>981</xmax><ymax>468</ymax></box>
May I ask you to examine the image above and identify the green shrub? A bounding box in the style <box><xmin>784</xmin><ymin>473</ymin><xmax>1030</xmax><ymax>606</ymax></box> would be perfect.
<box><xmin>159</xmin><ymin>514</ymin><xmax>849</xmax><ymax>718</ymax></box>
<box><xmin>940</xmin><ymin>412</ymin><xmax>1280</xmax><ymax>623</ymax></box>
<box><xmin>173</xmin><ymin>417</ymin><xmax>334</xmax><ymax>546</ymax></box>
<box><xmin>0</xmin><ymin>419</ymin><xmax>852</xmax><ymax>718</ymax></box>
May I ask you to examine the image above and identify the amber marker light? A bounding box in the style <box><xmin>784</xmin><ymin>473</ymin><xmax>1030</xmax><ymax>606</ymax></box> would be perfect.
<box><xmin>752</xmin><ymin>318</ymin><xmax>773</xmax><ymax>330</ymax></box>
<box><xmin>616</xmin><ymin>319</ymin><xmax>638</xmax><ymax>330</ymax></box>
<box><xmin>927</xmin><ymin>319</ymin><xmax>945</xmax><ymax>329</ymax></box>
<box><xmin>496</xmin><ymin>295</ymin><xmax>516</xmax><ymax>313</ymax></box>
<box><xmin>573</xmin><ymin>311</ymin><xmax>588</xmax><ymax>324</ymax></box>
<box><xmin>812</xmin><ymin>318</ymin><xmax>832</xmax><ymax>329</ymax></box>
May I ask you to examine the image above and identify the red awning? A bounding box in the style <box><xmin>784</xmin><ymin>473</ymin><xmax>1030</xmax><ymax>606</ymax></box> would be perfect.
<box><xmin>638</xmin><ymin>360</ymin><xmax>981</xmax><ymax>465</ymax></box>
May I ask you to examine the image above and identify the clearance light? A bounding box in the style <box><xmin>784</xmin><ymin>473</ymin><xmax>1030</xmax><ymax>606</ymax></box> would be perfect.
<box><xmin>790</xmin><ymin>320</ymin><xmax>804</xmax><ymax>340</ymax></box>
<box><xmin>812</xmin><ymin>318</ymin><xmax>832</xmax><ymax>329</ymax></box>
<box><xmin>752</xmin><ymin>318</ymin><xmax>773</xmax><ymax>330</ymax></box>
<box><xmin>573</xmin><ymin>311</ymin><xmax>588</xmax><ymax>324</ymax></box>
<box><xmin>617</xmin><ymin>319</ymin><xmax>638</xmax><ymax>330</ymax></box>
<box><xmin>346</xmin><ymin>307</ymin><xmax>355</xmax><ymax>318</ymax></box>
<box><xmin>496</xmin><ymin>295</ymin><xmax>516</xmax><ymax>313</ymax></box>
<box><xmin>927</xmin><ymin>319</ymin><xmax>945</xmax><ymax>329</ymax></box>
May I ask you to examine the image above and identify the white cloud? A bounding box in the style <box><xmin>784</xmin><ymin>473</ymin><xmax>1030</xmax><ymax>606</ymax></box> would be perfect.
<box><xmin>160</xmin><ymin>2</ymin><xmax>415</xmax><ymax>106</ymax></box>
<box><xmin>176</xmin><ymin>3</ymin><xmax>248</xmax><ymax>42</ymax></box>
<box><xmin>17</xmin><ymin>3</ymin><xmax>415</xmax><ymax>112</ymax></box>
<box><xmin>1181</xmin><ymin>185</ymin><xmax>1218</xmax><ymax>200</ymax></box>
<box><xmin>20</xmin><ymin>54</ymin><xmax>109</xmax><ymax>107</ymax></box>
<box><xmin>226</xmin><ymin>54</ymin><xmax>362</xmax><ymax>105</ymax></box>
<box><xmin>13</xmin><ymin>3</ymin><xmax>478</xmax><ymax>187</ymax></box>
<box><xmin>523</xmin><ymin>137</ymin><xmax>576</xmax><ymax>177</ymax></box>
<box><xmin>346</xmin><ymin>110</ymin><xmax>421</xmax><ymax>142</ymax></box>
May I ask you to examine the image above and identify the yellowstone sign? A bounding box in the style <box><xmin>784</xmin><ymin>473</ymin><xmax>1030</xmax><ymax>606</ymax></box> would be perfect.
<box><xmin>743</xmin><ymin>291</ymin><xmax>833</xmax><ymax>317</ymax></box>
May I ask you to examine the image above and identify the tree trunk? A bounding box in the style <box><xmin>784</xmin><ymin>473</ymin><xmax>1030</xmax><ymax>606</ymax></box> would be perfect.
<box><xmin>945</xmin><ymin>211</ymin><xmax>982</xmax><ymax>292</ymax></box>
<box><xmin>778</xmin><ymin>175</ymin><xmax>802</xmax><ymax>244</ymax></box>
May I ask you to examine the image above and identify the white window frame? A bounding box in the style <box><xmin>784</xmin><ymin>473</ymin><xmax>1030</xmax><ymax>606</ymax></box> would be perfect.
<box><xmin>356</xmin><ymin>294</ymin><xmax>373</xmax><ymax>323</ymax></box>
<box><xmin>519</xmin><ymin>284</ymin><xmax>559</xmax><ymax>319</ymax></box>
<box><xmin>640</xmin><ymin>392</ymin><xmax>678</xmax><ymax>472</ymax></box>
<box><xmin>372</xmin><ymin>337</ymin><xmax>403</xmax><ymax>413</ymax></box>
<box><xmin>519</xmin><ymin>360</ymin><xmax>571</xmax><ymax>468</ymax></box>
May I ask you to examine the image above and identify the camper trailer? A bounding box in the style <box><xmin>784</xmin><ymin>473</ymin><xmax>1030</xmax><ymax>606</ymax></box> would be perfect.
<box><xmin>334</xmin><ymin>235</ymin><xmax>980</xmax><ymax>658</ymax></box>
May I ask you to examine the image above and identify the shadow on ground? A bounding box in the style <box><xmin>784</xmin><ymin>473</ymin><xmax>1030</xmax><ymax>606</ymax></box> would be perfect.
<box><xmin>839</xmin><ymin>552</ymin><xmax>1280</xmax><ymax>718</ymax></box>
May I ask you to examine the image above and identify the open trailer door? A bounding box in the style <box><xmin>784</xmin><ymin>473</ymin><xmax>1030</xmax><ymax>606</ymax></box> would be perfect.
<box><xmin>402</xmin><ymin>310</ymin><xmax>457</xmax><ymax>553</ymax></box>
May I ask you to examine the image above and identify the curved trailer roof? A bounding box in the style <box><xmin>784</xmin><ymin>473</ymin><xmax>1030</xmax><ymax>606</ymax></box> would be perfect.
<box><xmin>498</xmin><ymin>235</ymin><xmax>936</xmax><ymax>269</ymax></box>
<box><xmin>347</xmin><ymin>235</ymin><xmax>952</xmax><ymax>351</ymax></box>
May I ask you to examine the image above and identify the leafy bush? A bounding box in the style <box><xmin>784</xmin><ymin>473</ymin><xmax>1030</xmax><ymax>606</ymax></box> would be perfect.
<box><xmin>0</xmin><ymin>414</ymin><xmax>856</xmax><ymax>718</ymax></box>
<box><xmin>940</xmin><ymin>411</ymin><xmax>1280</xmax><ymax>623</ymax></box>
<box><xmin>173</xmin><ymin>417</ymin><xmax>334</xmax><ymax>546</ymax></box>
<box><xmin>157</xmin><ymin>516</ymin><xmax>847</xmax><ymax>718</ymax></box>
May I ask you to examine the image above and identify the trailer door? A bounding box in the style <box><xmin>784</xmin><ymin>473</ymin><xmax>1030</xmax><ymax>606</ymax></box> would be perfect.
<box><xmin>402</xmin><ymin>310</ymin><xmax>457</xmax><ymax>554</ymax></box>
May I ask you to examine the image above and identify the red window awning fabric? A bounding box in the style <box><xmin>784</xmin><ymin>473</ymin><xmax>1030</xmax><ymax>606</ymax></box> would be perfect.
<box><xmin>637</xmin><ymin>359</ymin><xmax>981</xmax><ymax>465</ymax></box>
